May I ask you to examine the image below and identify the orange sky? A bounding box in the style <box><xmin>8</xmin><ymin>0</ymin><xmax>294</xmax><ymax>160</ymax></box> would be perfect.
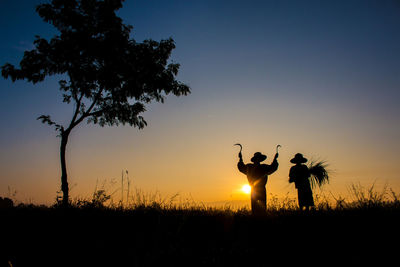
<box><xmin>1</xmin><ymin>94</ymin><xmax>399</xmax><ymax>205</ymax></box>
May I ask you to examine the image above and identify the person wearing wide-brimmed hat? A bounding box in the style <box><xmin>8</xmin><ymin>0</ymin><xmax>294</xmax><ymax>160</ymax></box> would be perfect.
<box><xmin>289</xmin><ymin>153</ymin><xmax>314</xmax><ymax>210</ymax></box>
<box><xmin>238</xmin><ymin>151</ymin><xmax>279</xmax><ymax>214</ymax></box>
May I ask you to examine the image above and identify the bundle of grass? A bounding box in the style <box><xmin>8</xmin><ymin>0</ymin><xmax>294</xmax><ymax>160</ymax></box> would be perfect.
<box><xmin>308</xmin><ymin>161</ymin><xmax>329</xmax><ymax>188</ymax></box>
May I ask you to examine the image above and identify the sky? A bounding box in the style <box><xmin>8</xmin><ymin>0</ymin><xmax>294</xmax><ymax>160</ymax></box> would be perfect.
<box><xmin>0</xmin><ymin>0</ymin><xmax>400</xmax><ymax>205</ymax></box>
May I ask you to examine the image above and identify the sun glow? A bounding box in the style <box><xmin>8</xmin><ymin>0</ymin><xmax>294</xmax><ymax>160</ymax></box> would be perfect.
<box><xmin>241</xmin><ymin>184</ymin><xmax>251</xmax><ymax>194</ymax></box>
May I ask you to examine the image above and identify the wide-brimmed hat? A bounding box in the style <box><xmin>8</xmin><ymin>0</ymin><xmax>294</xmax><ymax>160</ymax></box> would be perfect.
<box><xmin>251</xmin><ymin>152</ymin><xmax>267</xmax><ymax>163</ymax></box>
<box><xmin>290</xmin><ymin>153</ymin><xmax>308</xmax><ymax>164</ymax></box>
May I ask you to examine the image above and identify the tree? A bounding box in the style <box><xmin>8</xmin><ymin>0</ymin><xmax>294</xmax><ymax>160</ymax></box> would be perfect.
<box><xmin>1</xmin><ymin>0</ymin><xmax>190</xmax><ymax>206</ymax></box>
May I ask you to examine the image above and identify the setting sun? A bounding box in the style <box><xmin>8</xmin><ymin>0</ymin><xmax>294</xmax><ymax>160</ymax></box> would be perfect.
<box><xmin>241</xmin><ymin>184</ymin><xmax>251</xmax><ymax>194</ymax></box>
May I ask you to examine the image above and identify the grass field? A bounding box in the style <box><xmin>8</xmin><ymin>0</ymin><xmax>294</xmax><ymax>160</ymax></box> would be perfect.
<box><xmin>2</xmin><ymin>186</ymin><xmax>400</xmax><ymax>267</ymax></box>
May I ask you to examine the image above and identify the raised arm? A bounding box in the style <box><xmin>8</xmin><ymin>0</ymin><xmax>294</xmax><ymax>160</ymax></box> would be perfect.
<box><xmin>237</xmin><ymin>154</ymin><xmax>247</xmax><ymax>175</ymax></box>
<box><xmin>266</xmin><ymin>153</ymin><xmax>279</xmax><ymax>175</ymax></box>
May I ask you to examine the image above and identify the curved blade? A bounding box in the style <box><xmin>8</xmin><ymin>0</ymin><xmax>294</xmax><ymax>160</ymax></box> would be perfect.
<box><xmin>234</xmin><ymin>143</ymin><xmax>243</xmax><ymax>153</ymax></box>
<box><xmin>276</xmin><ymin>144</ymin><xmax>281</xmax><ymax>153</ymax></box>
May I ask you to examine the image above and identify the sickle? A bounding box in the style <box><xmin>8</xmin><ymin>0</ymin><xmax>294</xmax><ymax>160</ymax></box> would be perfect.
<box><xmin>234</xmin><ymin>143</ymin><xmax>242</xmax><ymax>153</ymax></box>
<box><xmin>276</xmin><ymin>144</ymin><xmax>281</xmax><ymax>153</ymax></box>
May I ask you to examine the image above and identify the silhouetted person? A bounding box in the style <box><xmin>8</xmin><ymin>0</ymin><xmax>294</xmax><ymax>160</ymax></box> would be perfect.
<box><xmin>238</xmin><ymin>152</ymin><xmax>278</xmax><ymax>214</ymax></box>
<box><xmin>289</xmin><ymin>153</ymin><xmax>314</xmax><ymax>211</ymax></box>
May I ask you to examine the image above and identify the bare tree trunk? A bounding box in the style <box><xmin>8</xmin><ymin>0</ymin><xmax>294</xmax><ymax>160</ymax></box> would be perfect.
<box><xmin>60</xmin><ymin>130</ymin><xmax>70</xmax><ymax>207</ymax></box>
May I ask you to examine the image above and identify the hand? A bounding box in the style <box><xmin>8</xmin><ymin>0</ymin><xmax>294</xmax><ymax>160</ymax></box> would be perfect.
<box><xmin>238</xmin><ymin>152</ymin><xmax>243</xmax><ymax>160</ymax></box>
<box><xmin>274</xmin><ymin>153</ymin><xmax>279</xmax><ymax>160</ymax></box>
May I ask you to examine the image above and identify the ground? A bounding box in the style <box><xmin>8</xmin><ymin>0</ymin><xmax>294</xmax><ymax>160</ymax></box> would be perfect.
<box><xmin>2</xmin><ymin>203</ymin><xmax>399</xmax><ymax>267</ymax></box>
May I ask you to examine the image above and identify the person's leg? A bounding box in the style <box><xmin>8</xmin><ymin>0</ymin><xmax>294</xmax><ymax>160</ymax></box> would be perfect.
<box><xmin>297</xmin><ymin>189</ymin><xmax>303</xmax><ymax>210</ymax></box>
<box><xmin>251</xmin><ymin>191</ymin><xmax>257</xmax><ymax>214</ymax></box>
<box><xmin>259</xmin><ymin>188</ymin><xmax>267</xmax><ymax>211</ymax></box>
<box><xmin>251</xmin><ymin>189</ymin><xmax>265</xmax><ymax>214</ymax></box>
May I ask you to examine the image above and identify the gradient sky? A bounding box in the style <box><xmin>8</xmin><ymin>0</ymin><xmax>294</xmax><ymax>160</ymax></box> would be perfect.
<box><xmin>1</xmin><ymin>0</ymin><xmax>399</xmax><ymax>205</ymax></box>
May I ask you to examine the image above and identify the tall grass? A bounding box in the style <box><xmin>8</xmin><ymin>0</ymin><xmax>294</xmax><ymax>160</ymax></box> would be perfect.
<box><xmin>60</xmin><ymin>179</ymin><xmax>400</xmax><ymax>215</ymax></box>
<box><xmin>348</xmin><ymin>182</ymin><xmax>400</xmax><ymax>209</ymax></box>
<box><xmin>40</xmin><ymin>169</ymin><xmax>399</xmax><ymax>213</ymax></box>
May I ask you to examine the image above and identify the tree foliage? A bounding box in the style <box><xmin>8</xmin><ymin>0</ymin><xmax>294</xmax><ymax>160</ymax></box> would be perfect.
<box><xmin>2</xmin><ymin>0</ymin><xmax>190</xmax><ymax>132</ymax></box>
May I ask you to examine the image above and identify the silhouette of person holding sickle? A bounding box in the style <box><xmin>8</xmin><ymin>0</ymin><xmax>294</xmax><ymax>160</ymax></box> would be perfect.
<box><xmin>236</xmin><ymin>145</ymin><xmax>279</xmax><ymax>214</ymax></box>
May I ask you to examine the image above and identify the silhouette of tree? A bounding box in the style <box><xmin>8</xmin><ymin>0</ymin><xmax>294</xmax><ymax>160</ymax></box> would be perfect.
<box><xmin>1</xmin><ymin>0</ymin><xmax>190</xmax><ymax>206</ymax></box>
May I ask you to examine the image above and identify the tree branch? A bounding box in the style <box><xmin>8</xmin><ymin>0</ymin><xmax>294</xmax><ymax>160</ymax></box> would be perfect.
<box><xmin>37</xmin><ymin>115</ymin><xmax>63</xmax><ymax>133</ymax></box>
<box><xmin>87</xmin><ymin>109</ymin><xmax>104</xmax><ymax>117</ymax></box>
<box><xmin>71</xmin><ymin>88</ymin><xmax>103</xmax><ymax>128</ymax></box>
<box><xmin>68</xmin><ymin>93</ymin><xmax>84</xmax><ymax>130</ymax></box>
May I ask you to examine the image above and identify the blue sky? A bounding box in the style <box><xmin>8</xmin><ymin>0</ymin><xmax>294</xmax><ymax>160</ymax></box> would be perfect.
<box><xmin>1</xmin><ymin>0</ymin><xmax>399</xmax><ymax>204</ymax></box>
